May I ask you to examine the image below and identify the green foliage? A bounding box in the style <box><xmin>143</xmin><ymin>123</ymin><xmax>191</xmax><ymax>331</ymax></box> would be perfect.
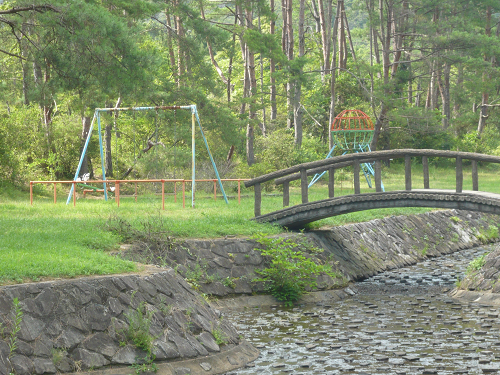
<box><xmin>222</xmin><ymin>277</ymin><xmax>236</xmax><ymax>289</ymax></box>
<box><xmin>131</xmin><ymin>355</ymin><xmax>158</xmax><ymax>375</ymax></box>
<box><xmin>211</xmin><ymin>325</ymin><xmax>229</xmax><ymax>346</ymax></box>
<box><xmin>466</xmin><ymin>254</ymin><xmax>488</xmax><ymax>275</ymax></box>
<box><xmin>476</xmin><ymin>226</ymin><xmax>499</xmax><ymax>244</ymax></box>
<box><xmin>124</xmin><ymin>301</ymin><xmax>154</xmax><ymax>353</ymax></box>
<box><xmin>8</xmin><ymin>298</ymin><xmax>23</xmax><ymax>360</ymax></box>
<box><xmin>253</xmin><ymin>234</ymin><xmax>339</xmax><ymax>306</ymax></box>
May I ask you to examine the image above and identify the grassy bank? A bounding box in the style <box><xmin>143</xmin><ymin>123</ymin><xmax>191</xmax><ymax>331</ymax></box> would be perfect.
<box><xmin>1</xmin><ymin>163</ymin><xmax>499</xmax><ymax>284</ymax></box>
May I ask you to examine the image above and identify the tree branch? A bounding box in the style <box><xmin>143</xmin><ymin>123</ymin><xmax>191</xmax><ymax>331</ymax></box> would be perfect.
<box><xmin>0</xmin><ymin>5</ymin><xmax>60</xmax><ymax>16</ymax></box>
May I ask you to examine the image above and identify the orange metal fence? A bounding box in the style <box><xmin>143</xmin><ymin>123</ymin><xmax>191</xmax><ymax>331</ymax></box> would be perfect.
<box><xmin>30</xmin><ymin>179</ymin><xmax>249</xmax><ymax>208</ymax></box>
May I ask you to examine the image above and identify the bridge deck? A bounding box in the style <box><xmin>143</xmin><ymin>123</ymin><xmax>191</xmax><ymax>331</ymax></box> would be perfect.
<box><xmin>255</xmin><ymin>189</ymin><xmax>500</xmax><ymax>229</ymax></box>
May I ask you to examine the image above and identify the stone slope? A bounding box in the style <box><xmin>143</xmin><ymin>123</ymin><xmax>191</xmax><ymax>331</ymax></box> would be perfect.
<box><xmin>124</xmin><ymin>210</ymin><xmax>499</xmax><ymax>297</ymax></box>
<box><xmin>0</xmin><ymin>269</ymin><xmax>245</xmax><ymax>375</ymax></box>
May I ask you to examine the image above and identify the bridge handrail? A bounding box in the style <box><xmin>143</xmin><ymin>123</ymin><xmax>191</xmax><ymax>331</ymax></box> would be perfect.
<box><xmin>245</xmin><ymin>149</ymin><xmax>500</xmax><ymax>188</ymax></box>
<box><xmin>245</xmin><ymin>148</ymin><xmax>500</xmax><ymax>217</ymax></box>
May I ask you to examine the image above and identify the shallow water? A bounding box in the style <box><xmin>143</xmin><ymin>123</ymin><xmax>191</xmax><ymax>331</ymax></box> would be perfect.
<box><xmin>224</xmin><ymin>246</ymin><xmax>499</xmax><ymax>374</ymax></box>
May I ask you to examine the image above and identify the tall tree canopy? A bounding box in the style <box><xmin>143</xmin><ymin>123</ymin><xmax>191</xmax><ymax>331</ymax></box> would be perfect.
<box><xmin>1</xmin><ymin>0</ymin><xmax>500</xmax><ymax>185</ymax></box>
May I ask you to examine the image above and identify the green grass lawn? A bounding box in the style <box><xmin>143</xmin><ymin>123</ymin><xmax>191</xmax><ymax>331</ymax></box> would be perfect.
<box><xmin>1</xmin><ymin>162</ymin><xmax>498</xmax><ymax>284</ymax></box>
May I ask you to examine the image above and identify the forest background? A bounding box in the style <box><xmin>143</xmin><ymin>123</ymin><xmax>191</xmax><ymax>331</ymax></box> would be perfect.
<box><xmin>1</xmin><ymin>0</ymin><xmax>500</xmax><ymax>190</ymax></box>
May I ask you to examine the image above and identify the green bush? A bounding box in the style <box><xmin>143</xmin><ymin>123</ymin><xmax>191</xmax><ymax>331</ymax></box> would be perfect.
<box><xmin>253</xmin><ymin>234</ymin><xmax>339</xmax><ymax>306</ymax></box>
<box><xmin>466</xmin><ymin>254</ymin><xmax>487</xmax><ymax>275</ymax></box>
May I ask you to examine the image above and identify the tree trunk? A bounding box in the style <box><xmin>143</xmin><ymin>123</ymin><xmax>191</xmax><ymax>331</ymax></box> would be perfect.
<box><xmin>286</xmin><ymin>0</ymin><xmax>294</xmax><ymax>129</ymax></box>
<box><xmin>328</xmin><ymin>1</ymin><xmax>341</xmax><ymax>150</ymax></box>
<box><xmin>105</xmin><ymin>97</ymin><xmax>121</xmax><ymax>177</ymax></box>
<box><xmin>438</xmin><ymin>62</ymin><xmax>451</xmax><ymax>128</ymax></box>
<box><xmin>200</xmin><ymin>0</ymin><xmax>229</xmax><ymax>85</ymax></box>
<box><xmin>270</xmin><ymin>0</ymin><xmax>277</xmax><ymax>120</ymax></box>
<box><xmin>245</xmin><ymin>5</ymin><xmax>257</xmax><ymax>165</ymax></box>
<box><xmin>165</xmin><ymin>10</ymin><xmax>176</xmax><ymax>75</ymax></box>
<box><xmin>175</xmin><ymin>0</ymin><xmax>185</xmax><ymax>88</ymax></box>
<box><xmin>318</xmin><ymin>0</ymin><xmax>331</xmax><ymax>77</ymax></box>
<box><xmin>293</xmin><ymin>0</ymin><xmax>305</xmax><ymax>147</ymax></box>
<box><xmin>478</xmin><ymin>6</ymin><xmax>492</xmax><ymax>135</ymax></box>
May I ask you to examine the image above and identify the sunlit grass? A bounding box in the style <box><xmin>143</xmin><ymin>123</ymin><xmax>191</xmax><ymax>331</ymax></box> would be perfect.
<box><xmin>1</xmin><ymin>162</ymin><xmax>498</xmax><ymax>283</ymax></box>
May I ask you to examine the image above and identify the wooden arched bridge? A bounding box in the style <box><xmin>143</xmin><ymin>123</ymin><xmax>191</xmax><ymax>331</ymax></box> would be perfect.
<box><xmin>244</xmin><ymin>149</ymin><xmax>500</xmax><ymax>229</ymax></box>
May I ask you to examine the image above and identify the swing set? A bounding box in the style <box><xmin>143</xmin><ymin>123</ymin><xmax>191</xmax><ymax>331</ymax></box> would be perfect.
<box><xmin>66</xmin><ymin>104</ymin><xmax>228</xmax><ymax>208</ymax></box>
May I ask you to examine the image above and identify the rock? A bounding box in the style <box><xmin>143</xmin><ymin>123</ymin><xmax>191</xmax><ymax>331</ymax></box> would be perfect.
<box><xmin>54</xmin><ymin>328</ymin><xmax>85</xmax><ymax>350</ymax></box>
<box><xmin>199</xmin><ymin>362</ymin><xmax>212</xmax><ymax>371</ymax></box>
<box><xmin>10</xmin><ymin>355</ymin><xmax>34</xmax><ymax>375</ymax></box>
<box><xmin>81</xmin><ymin>333</ymin><xmax>119</xmax><ymax>358</ymax></box>
<box><xmin>198</xmin><ymin>332</ymin><xmax>220</xmax><ymax>352</ymax></box>
<box><xmin>111</xmin><ymin>345</ymin><xmax>146</xmax><ymax>365</ymax></box>
<box><xmin>71</xmin><ymin>348</ymin><xmax>109</xmax><ymax>369</ymax></box>
<box><xmin>32</xmin><ymin>358</ymin><xmax>56</xmax><ymax>374</ymax></box>
<box><xmin>153</xmin><ymin>341</ymin><xmax>179</xmax><ymax>360</ymax></box>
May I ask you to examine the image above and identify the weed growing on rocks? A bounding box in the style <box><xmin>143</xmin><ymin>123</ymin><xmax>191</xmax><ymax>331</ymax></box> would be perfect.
<box><xmin>253</xmin><ymin>234</ymin><xmax>340</xmax><ymax>306</ymax></box>
<box><xmin>124</xmin><ymin>301</ymin><xmax>154</xmax><ymax>353</ymax></box>
<box><xmin>476</xmin><ymin>225</ymin><xmax>499</xmax><ymax>244</ymax></box>
<box><xmin>131</xmin><ymin>355</ymin><xmax>158</xmax><ymax>375</ymax></box>
<box><xmin>466</xmin><ymin>254</ymin><xmax>488</xmax><ymax>275</ymax></box>
<box><xmin>51</xmin><ymin>348</ymin><xmax>66</xmax><ymax>366</ymax></box>
<box><xmin>222</xmin><ymin>277</ymin><xmax>236</xmax><ymax>289</ymax></box>
<box><xmin>8</xmin><ymin>298</ymin><xmax>22</xmax><ymax>360</ymax></box>
<box><xmin>211</xmin><ymin>323</ymin><xmax>228</xmax><ymax>346</ymax></box>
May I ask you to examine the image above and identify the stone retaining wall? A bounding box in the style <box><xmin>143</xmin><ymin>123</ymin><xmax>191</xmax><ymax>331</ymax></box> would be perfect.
<box><xmin>1</xmin><ymin>209</ymin><xmax>498</xmax><ymax>375</ymax></box>
<box><xmin>456</xmin><ymin>243</ymin><xmax>500</xmax><ymax>293</ymax></box>
<box><xmin>131</xmin><ymin>210</ymin><xmax>499</xmax><ymax>297</ymax></box>
<box><xmin>0</xmin><ymin>269</ymin><xmax>244</xmax><ymax>375</ymax></box>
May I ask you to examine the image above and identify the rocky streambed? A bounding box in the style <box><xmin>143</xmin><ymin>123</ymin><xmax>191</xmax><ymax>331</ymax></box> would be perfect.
<box><xmin>223</xmin><ymin>245</ymin><xmax>500</xmax><ymax>375</ymax></box>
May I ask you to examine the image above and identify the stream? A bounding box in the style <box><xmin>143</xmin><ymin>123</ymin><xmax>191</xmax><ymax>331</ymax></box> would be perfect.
<box><xmin>223</xmin><ymin>245</ymin><xmax>499</xmax><ymax>375</ymax></box>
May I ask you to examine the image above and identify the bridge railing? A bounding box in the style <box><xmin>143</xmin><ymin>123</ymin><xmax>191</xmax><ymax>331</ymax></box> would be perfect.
<box><xmin>244</xmin><ymin>149</ymin><xmax>500</xmax><ymax>217</ymax></box>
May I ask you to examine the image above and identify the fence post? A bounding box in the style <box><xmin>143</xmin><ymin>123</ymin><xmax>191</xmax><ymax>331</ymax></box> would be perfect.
<box><xmin>254</xmin><ymin>183</ymin><xmax>262</xmax><ymax>217</ymax></box>
<box><xmin>456</xmin><ymin>156</ymin><xmax>463</xmax><ymax>193</ymax></box>
<box><xmin>353</xmin><ymin>160</ymin><xmax>360</xmax><ymax>194</ymax></box>
<box><xmin>405</xmin><ymin>155</ymin><xmax>412</xmax><ymax>191</ymax></box>
<box><xmin>30</xmin><ymin>182</ymin><xmax>33</xmax><ymax>206</ymax></box>
<box><xmin>162</xmin><ymin>180</ymin><xmax>165</xmax><ymax>210</ymax></box>
<box><xmin>422</xmin><ymin>156</ymin><xmax>429</xmax><ymax>189</ymax></box>
<box><xmin>115</xmin><ymin>181</ymin><xmax>120</xmax><ymax>207</ymax></box>
<box><xmin>301</xmin><ymin>168</ymin><xmax>308</xmax><ymax>203</ymax></box>
<box><xmin>182</xmin><ymin>180</ymin><xmax>186</xmax><ymax>208</ymax></box>
<box><xmin>472</xmin><ymin>160</ymin><xmax>478</xmax><ymax>191</ymax></box>
<box><xmin>283</xmin><ymin>181</ymin><xmax>290</xmax><ymax>207</ymax></box>
<box><xmin>73</xmin><ymin>182</ymin><xmax>76</xmax><ymax>206</ymax></box>
<box><xmin>238</xmin><ymin>180</ymin><xmax>241</xmax><ymax>205</ymax></box>
<box><xmin>375</xmin><ymin>160</ymin><xmax>382</xmax><ymax>193</ymax></box>
<box><xmin>214</xmin><ymin>180</ymin><xmax>217</xmax><ymax>201</ymax></box>
<box><xmin>328</xmin><ymin>167</ymin><xmax>335</xmax><ymax>198</ymax></box>
<box><xmin>54</xmin><ymin>183</ymin><xmax>57</xmax><ymax>204</ymax></box>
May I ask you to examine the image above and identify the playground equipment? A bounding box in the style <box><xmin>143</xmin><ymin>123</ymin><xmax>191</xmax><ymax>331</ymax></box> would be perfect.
<box><xmin>66</xmin><ymin>104</ymin><xmax>228</xmax><ymax>207</ymax></box>
<box><xmin>309</xmin><ymin>109</ymin><xmax>384</xmax><ymax>191</ymax></box>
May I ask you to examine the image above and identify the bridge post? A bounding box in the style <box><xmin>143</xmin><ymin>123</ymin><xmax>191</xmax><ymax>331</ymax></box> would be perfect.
<box><xmin>328</xmin><ymin>167</ymin><xmax>335</xmax><ymax>198</ymax></box>
<box><xmin>456</xmin><ymin>156</ymin><xmax>463</xmax><ymax>193</ymax></box>
<box><xmin>375</xmin><ymin>160</ymin><xmax>382</xmax><ymax>192</ymax></box>
<box><xmin>353</xmin><ymin>161</ymin><xmax>360</xmax><ymax>194</ymax></box>
<box><xmin>422</xmin><ymin>156</ymin><xmax>430</xmax><ymax>189</ymax></box>
<box><xmin>472</xmin><ymin>160</ymin><xmax>479</xmax><ymax>191</ymax></box>
<box><xmin>254</xmin><ymin>183</ymin><xmax>261</xmax><ymax>217</ymax></box>
<box><xmin>283</xmin><ymin>181</ymin><xmax>290</xmax><ymax>207</ymax></box>
<box><xmin>405</xmin><ymin>155</ymin><xmax>412</xmax><ymax>191</ymax></box>
<box><xmin>301</xmin><ymin>168</ymin><xmax>308</xmax><ymax>203</ymax></box>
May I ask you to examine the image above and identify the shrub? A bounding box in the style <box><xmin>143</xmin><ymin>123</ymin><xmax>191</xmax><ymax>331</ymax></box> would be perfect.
<box><xmin>253</xmin><ymin>234</ymin><xmax>339</xmax><ymax>306</ymax></box>
<box><xmin>466</xmin><ymin>254</ymin><xmax>487</xmax><ymax>275</ymax></box>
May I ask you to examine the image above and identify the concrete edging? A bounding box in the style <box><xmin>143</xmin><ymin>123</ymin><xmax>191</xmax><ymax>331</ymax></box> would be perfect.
<box><xmin>80</xmin><ymin>341</ymin><xmax>259</xmax><ymax>375</ymax></box>
<box><xmin>449</xmin><ymin>289</ymin><xmax>500</xmax><ymax>306</ymax></box>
